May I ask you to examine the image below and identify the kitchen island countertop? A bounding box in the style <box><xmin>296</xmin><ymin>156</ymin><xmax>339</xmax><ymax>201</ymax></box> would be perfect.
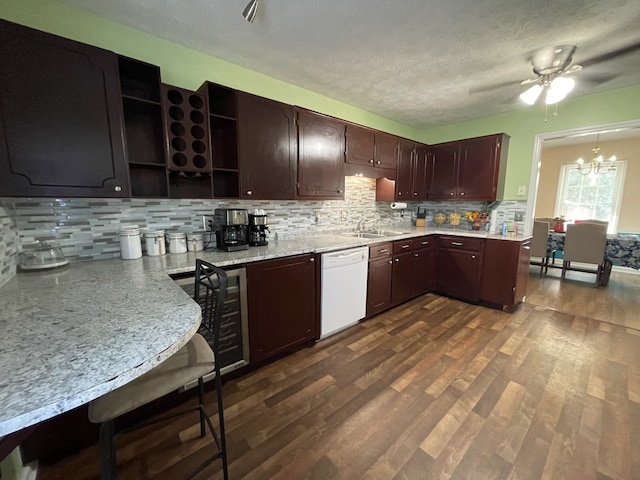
<box><xmin>0</xmin><ymin>227</ymin><xmax>528</xmax><ymax>436</ymax></box>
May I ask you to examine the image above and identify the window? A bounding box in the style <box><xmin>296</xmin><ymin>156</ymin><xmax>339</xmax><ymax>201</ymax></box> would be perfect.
<box><xmin>555</xmin><ymin>161</ymin><xmax>626</xmax><ymax>233</ymax></box>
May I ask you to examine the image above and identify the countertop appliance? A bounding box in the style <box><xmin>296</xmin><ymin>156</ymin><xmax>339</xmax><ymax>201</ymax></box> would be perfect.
<box><xmin>214</xmin><ymin>208</ymin><xmax>249</xmax><ymax>252</ymax></box>
<box><xmin>248</xmin><ymin>212</ymin><xmax>270</xmax><ymax>246</ymax></box>
<box><xmin>320</xmin><ymin>246</ymin><xmax>369</xmax><ymax>339</ymax></box>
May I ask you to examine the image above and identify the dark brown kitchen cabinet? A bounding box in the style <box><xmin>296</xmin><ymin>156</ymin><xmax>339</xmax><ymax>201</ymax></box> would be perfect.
<box><xmin>118</xmin><ymin>56</ymin><xmax>167</xmax><ymax>197</ymax></box>
<box><xmin>457</xmin><ymin>134</ymin><xmax>509</xmax><ymax>201</ymax></box>
<box><xmin>480</xmin><ymin>238</ymin><xmax>530</xmax><ymax>309</ymax></box>
<box><xmin>237</xmin><ymin>92</ymin><xmax>297</xmax><ymax>199</ymax></box>
<box><xmin>345</xmin><ymin>124</ymin><xmax>399</xmax><ymax>170</ymax></box>
<box><xmin>395</xmin><ymin>141</ymin><xmax>429</xmax><ymax>201</ymax></box>
<box><xmin>411</xmin><ymin>236</ymin><xmax>435</xmax><ymax>296</ymax></box>
<box><xmin>296</xmin><ymin>109</ymin><xmax>345</xmax><ymax>199</ymax></box>
<box><xmin>0</xmin><ymin>20</ymin><xmax>129</xmax><ymax>197</ymax></box>
<box><xmin>366</xmin><ymin>242</ymin><xmax>393</xmax><ymax>317</ymax></box>
<box><xmin>391</xmin><ymin>240</ymin><xmax>413</xmax><ymax>306</ymax></box>
<box><xmin>198</xmin><ymin>81</ymin><xmax>240</xmax><ymax>198</ymax></box>
<box><xmin>427</xmin><ymin>133</ymin><xmax>509</xmax><ymax>201</ymax></box>
<box><xmin>427</xmin><ymin>141</ymin><xmax>460</xmax><ymax>199</ymax></box>
<box><xmin>436</xmin><ymin>236</ymin><xmax>484</xmax><ymax>302</ymax></box>
<box><xmin>246</xmin><ymin>254</ymin><xmax>318</xmax><ymax>363</ymax></box>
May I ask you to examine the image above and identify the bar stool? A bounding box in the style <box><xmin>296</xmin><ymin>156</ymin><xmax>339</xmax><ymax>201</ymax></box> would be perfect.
<box><xmin>88</xmin><ymin>259</ymin><xmax>229</xmax><ymax>479</ymax></box>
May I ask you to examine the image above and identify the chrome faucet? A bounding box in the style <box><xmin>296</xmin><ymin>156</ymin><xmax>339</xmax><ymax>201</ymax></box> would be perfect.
<box><xmin>356</xmin><ymin>218</ymin><xmax>377</xmax><ymax>232</ymax></box>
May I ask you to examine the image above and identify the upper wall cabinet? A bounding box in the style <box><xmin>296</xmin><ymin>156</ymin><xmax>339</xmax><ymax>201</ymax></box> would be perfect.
<box><xmin>394</xmin><ymin>141</ymin><xmax>429</xmax><ymax>201</ymax></box>
<box><xmin>427</xmin><ymin>133</ymin><xmax>509</xmax><ymax>201</ymax></box>
<box><xmin>345</xmin><ymin>124</ymin><xmax>399</xmax><ymax>171</ymax></box>
<box><xmin>237</xmin><ymin>93</ymin><xmax>297</xmax><ymax>199</ymax></box>
<box><xmin>296</xmin><ymin>109</ymin><xmax>345</xmax><ymax>200</ymax></box>
<box><xmin>0</xmin><ymin>20</ymin><xmax>129</xmax><ymax>197</ymax></box>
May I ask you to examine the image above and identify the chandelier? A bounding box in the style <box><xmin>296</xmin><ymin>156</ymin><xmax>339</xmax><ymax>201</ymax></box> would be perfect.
<box><xmin>576</xmin><ymin>134</ymin><xmax>617</xmax><ymax>175</ymax></box>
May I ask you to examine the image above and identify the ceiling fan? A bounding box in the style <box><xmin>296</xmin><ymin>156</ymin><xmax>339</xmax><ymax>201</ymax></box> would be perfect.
<box><xmin>519</xmin><ymin>45</ymin><xmax>582</xmax><ymax>105</ymax></box>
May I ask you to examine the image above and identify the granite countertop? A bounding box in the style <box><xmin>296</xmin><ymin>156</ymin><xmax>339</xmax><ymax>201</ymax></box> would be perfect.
<box><xmin>0</xmin><ymin>227</ymin><xmax>528</xmax><ymax>436</ymax></box>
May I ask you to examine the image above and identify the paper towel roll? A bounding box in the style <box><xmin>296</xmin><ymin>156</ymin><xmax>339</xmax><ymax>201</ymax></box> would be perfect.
<box><xmin>390</xmin><ymin>202</ymin><xmax>407</xmax><ymax>210</ymax></box>
<box><xmin>489</xmin><ymin>209</ymin><xmax>498</xmax><ymax>233</ymax></box>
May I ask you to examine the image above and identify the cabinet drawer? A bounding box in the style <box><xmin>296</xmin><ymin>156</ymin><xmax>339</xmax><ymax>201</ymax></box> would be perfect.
<box><xmin>438</xmin><ymin>236</ymin><xmax>484</xmax><ymax>252</ymax></box>
<box><xmin>412</xmin><ymin>236</ymin><xmax>432</xmax><ymax>250</ymax></box>
<box><xmin>393</xmin><ymin>239</ymin><xmax>413</xmax><ymax>254</ymax></box>
<box><xmin>369</xmin><ymin>242</ymin><xmax>392</xmax><ymax>259</ymax></box>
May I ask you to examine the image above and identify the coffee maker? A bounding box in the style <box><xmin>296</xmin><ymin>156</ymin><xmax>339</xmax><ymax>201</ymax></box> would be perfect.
<box><xmin>213</xmin><ymin>208</ymin><xmax>249</xmax><ymax>251</ymax></box>
<box><xmin>248</xmin><ymin>212</ymin><xmax>270</xmax><ymax>246</ymax></box>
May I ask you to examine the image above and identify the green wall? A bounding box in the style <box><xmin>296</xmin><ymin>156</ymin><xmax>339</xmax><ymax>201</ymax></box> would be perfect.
<box><xmin>3</xmin><ymin>0</ymin><xmax>639</xmax><ymax>200</ymax></box>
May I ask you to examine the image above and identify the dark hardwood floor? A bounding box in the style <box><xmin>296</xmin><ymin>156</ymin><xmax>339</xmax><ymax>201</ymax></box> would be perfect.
<box><xmin>37</xmin><ymin>269</ymin><xmax>640</xmax><ymax>479</ymax></box>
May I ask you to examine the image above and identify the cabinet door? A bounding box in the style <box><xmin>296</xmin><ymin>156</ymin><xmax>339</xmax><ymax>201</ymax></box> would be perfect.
<box><xmin>237</xmin><ymin>92</ymin><xmax>297</xmax><ymax>199</ymax></box>
<box><xmin>395</xmin><ymin>140</ymin><xmax>414</xmax><ymax>200</ymax></box>
<box><xmin>345</xmin><ymin>124</ymin><xmax>375</xmax><ymax>166</ymax></box>
<box><xmin>374</xmin><ymin>132</ymin><xmax>399</xmax><ymax>169</ymax></box>
<box><xmin>246</xmin><ymin>254</ymin><xmax>318</xmax><ymax>363</ymax></box>
<box><xmin>412</xmin><ymin>145</ymin><xmax>429</xmax><ymax>200</ymax></box>
<box><xmin>391</xmin><ymin>251</ymin><xmax>413</xmax><ymax>305</ymax></box>
<box><xmin>297</xmin><ymin>109</ymin><xmax>345</xmax><ymax>199</ymax></box>
<box><xmin>412</xmin><ymin>244</ymin><xmax>435</xmax><ymax>296</ymax></box>
<box><xmin>458</xmin><ymin>135</ymin><xmax>500</xmax><ymax>200</ymax></box>
<box><xmin>427</xmin><ymin>142</ymin><xmax>459</xmax><ymax>199</ymax></box>
<box><xmin>436</xmin><ymin>247</ymin><xmax>483</xmax><ymax>302</ymax></box>
<box><xmin>367</xmin><ymin>257</ymin><xmax>393</xmax><ymax>317</ymax></box>
<box><xmin>481</xmin><ymin>238</ymin><xmax>530</xmax><ymax>307</ymax></box>
<box><xmin>0</xmin><ymin>20</ymin><xmax>128</xmax><ymax>197</ymax></box>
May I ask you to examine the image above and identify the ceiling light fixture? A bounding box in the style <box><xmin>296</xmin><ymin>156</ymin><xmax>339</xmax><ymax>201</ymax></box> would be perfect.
<box><xmin>242</xmin><ymin>0</ymin><xmax>260</xmax><ymax>23</ymax></box>
<box><xmin>575</xmin><ymin>134</ymin><xmax>617</xmax><ymax>175</ymax></box>
<box><xmin>519</xmin><ymin>75</ymin><xmax>575</xmax><ymax>106</ymax></box>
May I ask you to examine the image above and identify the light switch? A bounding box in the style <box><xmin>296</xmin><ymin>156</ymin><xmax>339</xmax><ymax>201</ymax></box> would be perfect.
<box><xmin>517</xmin><ymin>185</ymin><xmax>526</xmax><ymax>196</ymax></box>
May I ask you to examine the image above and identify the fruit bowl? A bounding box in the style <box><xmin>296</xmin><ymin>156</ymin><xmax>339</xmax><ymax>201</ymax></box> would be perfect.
<box><xmin>433</xmin><ymin>212</ymin><xmax>447</xmax><ymax>225</ymax></box>
<box><xmin>449</xmin><ymin>212</ymin><xmax>461</xmax><ymax>226</ymax></box>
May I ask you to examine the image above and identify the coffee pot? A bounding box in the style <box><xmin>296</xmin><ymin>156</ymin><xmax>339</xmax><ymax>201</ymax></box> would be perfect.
<box><xmin>248</xmin><ymin>210</ymin><xmax>270</xmax><ymax>246</ymax></box>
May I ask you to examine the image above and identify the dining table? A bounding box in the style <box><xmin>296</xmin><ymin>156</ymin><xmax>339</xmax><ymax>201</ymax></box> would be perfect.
<box><xmin>547</xmin><ymin>231</ymin><xmax>640</xmax><ymax>270</ymax></box>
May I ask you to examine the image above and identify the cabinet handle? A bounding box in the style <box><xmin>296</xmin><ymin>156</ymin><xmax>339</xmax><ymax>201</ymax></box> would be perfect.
<box><xmin>401</xmin><ymin>245</ymin><xmax>410</xmax><ymax>249</ymax></box>
<box><xmin>310</xmin><ymin>257</ymin><xmax>315</xmax><ymax>262</ymax></box>
<box><xmin>460</xmin><ymin>192</ymin><xmax>465</xmax><ymax>196</ymax></box>
<box><xmin>398</xmin><ymin>192</ymin><xmax>402</xmax><ymax>196</ymax></box>
<box><xmin>523</xmin><ymin>246</ymin><xmax>530</xmax><ymax>250</ymax></box>
<box><xmin>421</xmin><ymin>241</ymin><xmax>429</xmax><ymax>245</ymax></box>
<box><xmin>378</xmin><ymin>248</ymin><xmax>389</xmax><ymax>253</ymax></box>
<box><xmin>451</xmin><ymin>241</ymin><xmax>463</xmax><ymax>246</ymax></box>
<box><xmin>337</xmin><ymin>189</ymin><xmax>342</xmax><ymax>193</ymax></box>
<box><xmin>471</xmin><ymin>255</ymin><xmax>476</xmax><ymax>259</ymax></box>
<box><xmin>450</xmin><ymin>192</ymin><xmax>455</xmax><ymax>196</ymax></box>
<box><xmin>394</xmin><ymin>258</ymin><xmax>400</xmax><ymax>262</ymax></box>
<box><xmin>388</xmin><ymin>260</ymin><xmax>393</xmax><ymax>264</ymax></box>
<box><xmin>414</xmin><ymin>192</ymin><xmax>418</xmax><ymax>196</ymax></box>
<box><xmin>414</xmin><ymin>253</ymin><xmax>419</xmax><ymax>257</ymax></box>
<box><xmin>246</xmin><ymin>190</ymin><xmax>253</xmax><ymax>195</ymax></box>
<box><xmin>114</xmin><ymin>186</ymin><xmax>122</xmax><ymax>192</ymax></box>
<box><xmin>376</xmin><ymin>160</ymin><xmax>381</xmax><ymax>165</ymax></box>
<box><xmin>369</xmin><ymin>159</ymin><xmax>374</xmax><ymax>164</ymax></box>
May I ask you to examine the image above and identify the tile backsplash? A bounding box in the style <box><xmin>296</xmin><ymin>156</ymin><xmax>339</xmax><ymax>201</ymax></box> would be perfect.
<box><xmin>0</xmin><ymin>177</ymin><xmax>527</xmax><ymax>286</ymax></box>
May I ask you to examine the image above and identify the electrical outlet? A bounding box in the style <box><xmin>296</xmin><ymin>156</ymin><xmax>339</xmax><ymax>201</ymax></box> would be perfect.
<box><xmin>202</xmin><ymin>215</ymin><xmax>215</xmax><ymax>231</ymax></box>
<box><xmin>341</xmin><ymin>210</ymin><xmax>347</xmax><ymax>221</ymax></box>
<box><xmin>517</xmin><ymin>185</ymin><xmax>526</xmax><ymax>196</ymax></box>
<box><xmin>514</xmin><ymin>212</ymin><xmax>524</xmax><ymax>222</ymax></box>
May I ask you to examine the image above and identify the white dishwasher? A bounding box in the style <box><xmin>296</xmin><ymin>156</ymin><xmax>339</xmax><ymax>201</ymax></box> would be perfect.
<box><xmin>321</xmin><ymin>246</ymin><xmax>369</xmax><ymax>339</ymax></box>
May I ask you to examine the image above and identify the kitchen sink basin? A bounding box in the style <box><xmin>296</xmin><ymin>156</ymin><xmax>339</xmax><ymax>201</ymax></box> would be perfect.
<box><xmin>343</xmin><ymin>230</ymin><xmax>407</xmax><ymax>239</ymax></box>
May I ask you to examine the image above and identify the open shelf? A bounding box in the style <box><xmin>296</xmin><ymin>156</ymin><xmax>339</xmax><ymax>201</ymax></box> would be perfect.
<box><xmin>118</xmin><ymin>56</ymin><xmax>161</xmax><ymax>103</ymax></box>
<box><xmin>130</xmin><ymin>164</ymin><xmax>168</xmax><ymax>197</ymax></box>
<box><xmin>168</xmin><ymin>171</ymin><xmax>213</xmax><ymax>198</ymax></box>
<box><xmin>213</xmin><ymin>170</ymin><xmax>240</xmax><ymax>198</ymax></box>
<box><xmin>122</xmin><ymin>98</ymin><xmax>164</xmax><ymax>165</ymax></box>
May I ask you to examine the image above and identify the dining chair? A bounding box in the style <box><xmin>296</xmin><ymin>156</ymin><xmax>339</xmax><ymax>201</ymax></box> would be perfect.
<box><xmin>88</xmin><ymin>259</ymin><xmax>229</xmax><ymax>479</ymax></box>
<box><xmin>529</xmin><ymin>220</ymin><xmax>553</xmax><ymax>276</ymax></box>
<box><xmin>561</xmin><ymin>222</ymin><xmax>607</xmax><ymax>287</ymax></box>
<box><xmin>535</xmin><ymin>217</ymin><xmax>558</xmax><ymax>263</ymax></box>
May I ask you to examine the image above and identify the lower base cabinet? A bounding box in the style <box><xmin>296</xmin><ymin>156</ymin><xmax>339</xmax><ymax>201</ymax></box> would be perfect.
<box><xmin>411</xmin><ymin>236</ymin><xmax>435</xmax><ymax>297</ymax></box>
<box><xmin>480</xmin><ymin>238</ymin><xmax>530</xmax><ymax>308</ymax></box>
<box><xmin>391</xmin><ymin>240</ymin><xmax>414</xmax><ymax>305</ymax></box>
<box><xmin>436</xmin><ymin>236</ymin><xmax>484</xmax><ymax>302</ymax></box>
<box><xmin>246</xmin><ymin>254</ymin><xmax>318</xmax><ymax>362</ymax></box>
<box><xmin>367</xmin><ymin>243</ymin><xmax>393</xmax><ymax>316</ymax></box>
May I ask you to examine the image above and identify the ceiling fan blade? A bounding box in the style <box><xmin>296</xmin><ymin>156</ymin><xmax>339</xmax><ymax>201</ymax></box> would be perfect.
<box><xmin>520</xmin><ymin>77</ymin><xmax>540</xmax><ymax>85</ymax></box>
<box><xmin>581</xmin><ymin>72</ymin><xmax>621</xmax><ymax>86</ymax></box>
<box><xmin>468</xmin><ymin>79</ymin><xmax>523</xmax><ymax>95</ymax></box>
<box><xmin>580</xmin><ymin>41</ymin><xmax>640</xmax><ymax>68</ymax></box>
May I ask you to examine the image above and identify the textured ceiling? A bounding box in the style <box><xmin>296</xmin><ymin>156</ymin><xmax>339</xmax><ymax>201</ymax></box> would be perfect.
<box><xmin>57</xmin><ymin>0</ymin><xmax>640</xmax><ymax>129</ymax></box>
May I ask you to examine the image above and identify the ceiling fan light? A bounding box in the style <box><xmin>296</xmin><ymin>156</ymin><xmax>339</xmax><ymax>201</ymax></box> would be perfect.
<box><xmin>519</xmin><ymin>84</ymin><xmax>543</xmax><ymax>105</ymax></box>
<box><xmin>576</xmin><ymin>157</ymin><xmax>584</xmax><ymax>165</ymax></box>
<box><xmin>609</xmin><ymin>155</ymin><xmax>617</xmax><ymax>162</ymax></box>
<box><xmin>242</xmin><ymin>0</ymin><xmax>260</xmax><ymax>22</ymax></box>
<box><xmin>545</xmin><ymin>77</ymin><xmax>575</xmax><ymax>104</ymax></box>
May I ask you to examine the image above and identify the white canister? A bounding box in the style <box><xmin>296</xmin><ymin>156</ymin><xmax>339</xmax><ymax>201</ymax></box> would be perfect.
<box><xmin>145</xmin><ymin>230</ymin><xmax>166</xmax><ymax>256</ymax></box>
<box><xmin>119</xmin><ymin>228</ymin><xmax>142</xmax><ymax>260</ymax></box>
<box><xmin>168</xmin><ymin>232</ymin><xmax>187</xmax><ymax>254</ymax></box>
<box><xmin>187</xmin><ymin>232</ymin><xmax>204</xmax><ymax>252</ymax></box>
